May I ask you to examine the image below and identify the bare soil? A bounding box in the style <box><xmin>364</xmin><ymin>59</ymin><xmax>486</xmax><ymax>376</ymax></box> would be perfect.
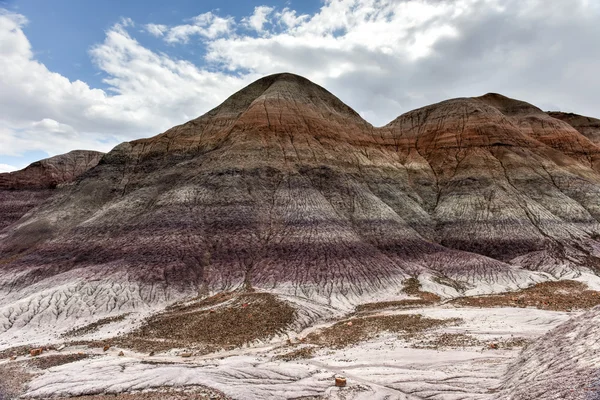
<box><xmin>0</xmin><ymin>362</ymin><xmax>35</xmax><ymax>399</ymax></box>
<box><xmin>274</xmin><ymin>346</ymin><xmax>317</xmax><ymax>361</ymax></box>
<box><xmin>412</xmin><ymin>333</ymin><xmax>483</xmax><ymax>349</ymax></box>
<box><xmin>355</xmin><ymin>299</ymin><xmax>435</xmax><ymax>313</ymax></box>
<box><xmin>451</xmin><ymin>280</ymin><xmax>600</xmax><ymax>311</ymax></box>
<box><xmin>0</xmin><ymin>345</ymin><xmax>30</xmax><ymax>359</ymax></box>
<box><xmin>410</xmin><ymin>333</ymin><xmax>531</xmax><ymax>350</ymax></box>
<box><xmin>401</xmin><ymin>278</ymin><xmax>442</xmax><ymax>302</ymax></box>
<box><xmin>28</xmin><ymin>353</ymin><xmax>92</xmax><ymax>369</ymax></box>
<box><xmin>62</xmin><ymin>314</ymin><xmax>130</xmax><ymax>338</ymax></box>
<box><xmin>305</xmin><ymin>314</ymin><xmax>461</xmax><ymax>349</ymax></box>
<box><xmin>119</xmin><ymin>292</ymin><xmax>296</xmax><ymax>353</ymax></box>
<box><xmin>0</xmin><ymin>344</ymin><xmax>61</xmax><ymax>359</ymax></box>
<box><xmin>355</xmin><ymin>278</ymin><xmax>441</xmax><ymax>313</ymax></box>
<box><xmin>54</xmin><ymin>386</ymin><xmax>231</xmax><ymax>399</ymax></box>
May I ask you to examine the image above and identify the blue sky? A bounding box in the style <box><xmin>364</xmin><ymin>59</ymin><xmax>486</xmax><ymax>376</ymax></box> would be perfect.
<box><xmin>7</xmin><ymin>1</ymin><xmax>320</xmax><ymax>89</ymax></box>
<box><xmin>1</xmin><ymin>0</ymin><xmax>599</xmax><ymax>172</ymax></box>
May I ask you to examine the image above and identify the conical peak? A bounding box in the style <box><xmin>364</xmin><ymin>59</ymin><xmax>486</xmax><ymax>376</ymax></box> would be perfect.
<box><xmin>256</xmin><ymin>72</ymin><xmax>316</xmax><ymax>87</ymax></box>
<box><xmin>249</xmin><ymin>72</ymin><xmax>332</xmax><ymax>96</ymax></box>
<box><xmin>207</xmin><ymin>72</ymin><xmax>365</xmax><ymax>123</ymax></box>
<box><xmin>474</xmin><ymin>93</ymin><xmax>543</xmax><ymax>116</ymax></box>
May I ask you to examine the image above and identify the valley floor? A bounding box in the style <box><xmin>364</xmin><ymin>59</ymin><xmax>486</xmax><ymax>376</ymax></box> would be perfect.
<box><xmin>0</xmin><ymin>300</ymin><xmax>579</xmax><ymax>400</ymax></box>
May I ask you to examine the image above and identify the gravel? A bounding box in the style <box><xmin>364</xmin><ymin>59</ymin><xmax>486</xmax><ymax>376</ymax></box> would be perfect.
<box><xmin>451</xmin><ymin>280</ymin><xmax>600</xmax><ymax>311</ymax></box>
<box><xmin>305</xmin><ymin>314</ymin><xmax>461</xmax><ymax>349</ymax></box>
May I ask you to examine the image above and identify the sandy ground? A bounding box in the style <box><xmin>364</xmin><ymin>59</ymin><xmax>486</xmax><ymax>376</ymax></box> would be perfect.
<box><xmin>0</xmin><ymin>303</ymin><xmax>578</xmax><ymax>400</ymax></box>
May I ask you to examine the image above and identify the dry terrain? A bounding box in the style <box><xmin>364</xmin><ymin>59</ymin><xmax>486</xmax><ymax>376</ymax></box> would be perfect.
<box><xmin>2</xmin><ymin>73</ymin><xmax>600</xmax><ymax>398</ymax></box>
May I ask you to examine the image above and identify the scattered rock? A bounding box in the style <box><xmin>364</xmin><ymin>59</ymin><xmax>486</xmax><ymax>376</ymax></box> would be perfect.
<box><xmin>0</xmin><ymin>362</ymin><xmax>35</xmax><ymax>399</ymax></box>
<box><xmin>121</xmin><ymin>292</ymin><xmax>296</xmax><ymax>354</ymax></box>
<box><xmin>29</xmin><ymin>348</ymin><xmax>43</xmax><ymax>357</ymax></box>
<box><xmin>28</xmin><ymin>353</ymin><xmax>90</xmax><ymax>369</ymax></box>
<box><xmin>61</xmin><ymin>314</ymin><xmax>130</xmax><ymax>338</ymax></box>
<box><xmin>452</xmin><ymin>281</ymin><xmax>600</xmax><ymax>311</ymax></box>
<box><xmin>412</xmin><ymin>333</ymin><xmax>482</xmax><ymax>349</ymax></box>
<box><xmin>274</xmin><ymin>346</ymin><xmax>317</xmax><ymax>361</ymax></box>
<box><xmin>118</xmin><ymin>351</ymin><xmax>124</xmax><ymax>357</ymax></box>
<box><xmin>307</xmin><ymin>314</ymin><xmax>461</xmax><ymax>349</ymax></box>
<box><xmin>50</xmin><ymin>385</ymin><xmax>233</xmax><ymax>399</ymax></box>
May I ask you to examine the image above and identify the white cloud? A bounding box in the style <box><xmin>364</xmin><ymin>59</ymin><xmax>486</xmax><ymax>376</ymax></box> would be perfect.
<box><xmin>274</xmin><ymin>8</ymin><xmax>309</xmax><ymax>29</ymax></box>
<box><xmin>31</xmin><ymin>118</ymin><xmax>77</xmax><ymax>136</ymax></box>
<box><xmin>243</xmin><ymin>6</ymin><xmax>274</xmax><ymax>33</ymax></box>
<box><xmin>0</xmin><ymin>11</ymin><xmax>251</xmax><ymax>160</ymax></box>
<box><xmin>160</xmin><ymin>12</ymin><xmax>235</xmax><ymax>44</ymax></box>
<box><xmin>1</xmin><ymin>0</ymin><xmax>600</xmax><ymax>165</ymax></box>
<box><xmin>203</xmin><ymin>0</ymin><xmax>600</xmax><ymax>124</ymax></box>
<box><xmin>0</xmin><ymin>163</ymin><xmax>17</xmax><ymax>173</ymax></box>
<box><xmin>145</xmin><ymin>23</ymin><xmax>167</xmax><ymax>37</ymax></box>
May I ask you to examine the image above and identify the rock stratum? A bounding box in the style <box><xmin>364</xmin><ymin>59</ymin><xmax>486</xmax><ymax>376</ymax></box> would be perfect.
<box><xmin>0</xmin><ymin>150</ymin><xmax>104</xmax><ymax>190</ymax></box>
<box><xmin>2</xmin><ymin>73</ymin><xmax>600</xmax><ymax>339</ymax></box>
<box><xmin>0</xmin><ymin>150</ymin><xmax>104</xmax><ymax>233</ymax></box>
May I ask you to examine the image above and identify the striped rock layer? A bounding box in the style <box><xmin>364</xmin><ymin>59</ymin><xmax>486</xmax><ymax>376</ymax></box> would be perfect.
<box><xmin>1</xmin><ymin>73</ymin><xmax>600</xmax><ymax>331</ymax></box>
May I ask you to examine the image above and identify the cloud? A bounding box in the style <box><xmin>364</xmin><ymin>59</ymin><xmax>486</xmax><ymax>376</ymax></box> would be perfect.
<box><xmin>145</xmin><ymin>23</ymin><xmax>167</xmax><ymax>37</ymax></box>
<box><xmin>274</xmin><ymin>8</ymin><xmax>309</xmax><ymax>29</ymax></box>
<box><xmin>0</xmin><ymin>11</ymin><xmax>251</xmax><ymax>160</ymax></box>
<box><xmin>243</xmin><ymin>6</ymin><xmax>274</xmax><ymax>33</ymax></box>
<box><xmin>0</xmin><ymin>163</ymin><xmax>17</xmax><ymax>173</ymax></box>
<box><xmin>203</xmin><ymin>0</ymin><xmax>600</xmax><ymax>125</ymax></box>
<box><xmin>156</xmin><ymin>12</ymin><xmax>235</xmax><ymax>44</ymax></box>
<box><xmin>1</xmin><ymin>0</ymin><xmax>600</xmax><ymax>166</ymax></box>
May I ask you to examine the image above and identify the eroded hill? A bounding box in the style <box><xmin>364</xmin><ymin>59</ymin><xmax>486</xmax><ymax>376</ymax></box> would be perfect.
<box><xmin>1</xmin><ymin>73</ymin><xmax>600</xmax><ymax>340</ymax></box>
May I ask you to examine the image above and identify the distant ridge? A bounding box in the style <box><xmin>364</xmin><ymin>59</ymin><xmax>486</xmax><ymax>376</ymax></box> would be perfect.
<box><xmin>0</xmin><ymin>150</ymin><xmax>104</xmax><ymax>189</ymax></box>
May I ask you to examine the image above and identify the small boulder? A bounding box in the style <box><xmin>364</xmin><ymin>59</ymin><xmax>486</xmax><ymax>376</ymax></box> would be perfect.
<box><xmin>118</xmin><ymin>351</ymin><xmax>125</xmax><ymax>357</ymax></box>
<box><xmin>103</xmin><ymin>345</ymin><xmax>111</xmax><ymax>352</ymax></box>
<box><xmin>149</xmin><ymin>351</ymin><xmax>155</xmax><ymax>356</ymax></box>
<box><xmin>30</xmin><ymin>348</ymin><xmax>43</xmax><ymax>357</ymax></box>
<box><xmin>335</xmin><ymin>376</ymin><xmax>347</xmax><ymax>387</ymax></box>
<box><xmin>180</xmin><ymin>352</ymin><xmax>192</xmax><ymax>358</ymax></box>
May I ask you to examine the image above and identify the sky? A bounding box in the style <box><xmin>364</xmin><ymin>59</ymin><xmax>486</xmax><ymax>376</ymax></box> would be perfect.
<box><xmin>0</xmin><ymin>0</ymin><xmax>599</xmax><ymax>172</ymax></box>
